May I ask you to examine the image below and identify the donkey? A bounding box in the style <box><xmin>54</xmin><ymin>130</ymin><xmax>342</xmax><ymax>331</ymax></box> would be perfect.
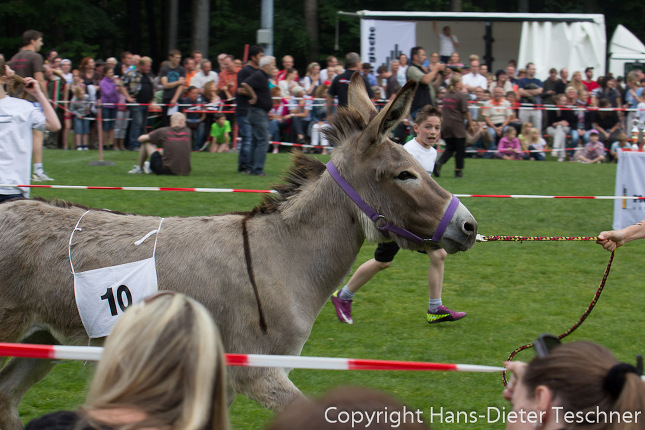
<box><xmin>0</xmin><ymin>74</ymin><xmax>477</xmax><ymax>429</ymax></box>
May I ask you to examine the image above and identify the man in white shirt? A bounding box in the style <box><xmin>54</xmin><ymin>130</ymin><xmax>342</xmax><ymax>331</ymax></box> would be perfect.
<box><xmin>482</xmin><ymin>86</ymin><xmax>513</xmax><ymax>156</ymax></box>
<box><xmin>320</xmin><ymin>55</ymin><xmax>340</xmax><ymax>82</ymax></box>
<box><xmin>433</xmin><ymin>21</ymin><xmax>459</xmax><ymax>64</ymax></box>
<box><xmin>190</xmin><ymin>59</ymin><xmax>218</xmax><ymax>93</ymax></box>
<box><xmin>461</xmin><ymin>59</ymin><xmax>488</xmax><ymax>93</ymax></box>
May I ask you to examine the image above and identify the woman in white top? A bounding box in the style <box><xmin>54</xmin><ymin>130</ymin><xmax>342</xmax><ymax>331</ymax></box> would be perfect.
<box><xmin>396</xmin><ymin>53</ymin><xmax>409</xmax><ymax>88</ymax></box>
<box><xmin>301</xmin><ymin>62</ymin><xmax>321</xmax><ymax>96</ymax></box>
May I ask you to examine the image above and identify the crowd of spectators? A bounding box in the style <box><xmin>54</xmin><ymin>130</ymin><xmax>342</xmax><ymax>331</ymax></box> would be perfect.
<box><xmin>16</xmin><ymin>32</ymin><xmax>645</xmax><ymax>165</ymax></box>
<box><xmin>387</xmin><ymin>50</ymin><xmax>645</xmax><ymax>163</ymax></box>
<box><xmin>32</xmin><ymin>47</ymin><xmax>338</xmax><ymax>157</ymax></box>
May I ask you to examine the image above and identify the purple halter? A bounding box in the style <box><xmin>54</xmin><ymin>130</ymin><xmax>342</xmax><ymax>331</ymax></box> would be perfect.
<box><xmin>326</xmin><ymin>160</ymin><xmax>460</xmax><ymax>244</ymax></box>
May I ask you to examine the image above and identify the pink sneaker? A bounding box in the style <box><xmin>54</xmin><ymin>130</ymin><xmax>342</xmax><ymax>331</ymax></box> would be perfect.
<box><xmin>331</xmin><ymin>290</ymin><xmax>353</xmax><ymax>324</ymax></box>
<box><xmin>426</xmin><ymin>305</ymin><xmax>466</xmax><ymax>324</ymax></box>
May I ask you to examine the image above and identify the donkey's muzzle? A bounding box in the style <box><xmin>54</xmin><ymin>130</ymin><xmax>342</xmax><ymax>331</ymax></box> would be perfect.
<box><xmin>439</xmin><ymin>203</ymin><xmax>478</xmax><ymax>254</ymax></box>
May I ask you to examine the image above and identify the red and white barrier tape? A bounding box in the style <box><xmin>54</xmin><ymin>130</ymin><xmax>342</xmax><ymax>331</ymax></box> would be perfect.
<box><xmin>454</xmin><ymin>194</ymin><xmax>645</xmax><ymax>200</ymax></box>
<box><xmin>1</xmin><ymin>184</ymin><xmax>277</xmax><ymax>194</ymax></box>
<box><xmin>7</xmin><ymin>184</ymin><xmax>644</xmax><ymax>200</ymax></box>
<box><xmin>0</xmin><ymin>343</ymin><xmax>503</xmax><ymax>373</ymax></box>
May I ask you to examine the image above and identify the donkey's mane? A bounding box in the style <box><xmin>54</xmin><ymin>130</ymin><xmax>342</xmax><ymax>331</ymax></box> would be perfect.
<box><xmin>252</xmin><ymin>151</ymin><xmax>326</xmax><ymax>215</ymax></box>
<box><xmin>324</xmin><ymin>106</ymin><xmax>367</xmax><ymax>147</ymax></box>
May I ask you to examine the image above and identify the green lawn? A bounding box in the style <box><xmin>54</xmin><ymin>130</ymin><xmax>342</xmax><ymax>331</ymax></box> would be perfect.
<box><xmin>15</xmin><ymin>148</ymin><xmax>644</xmax><ymax>429</ymax></box>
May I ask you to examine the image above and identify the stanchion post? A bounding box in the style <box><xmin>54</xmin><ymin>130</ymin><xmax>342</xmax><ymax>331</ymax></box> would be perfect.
<box><xmin>89</xmin><ymin>100</ymin><xmax>115</xmax><ymax>166</ymax></box>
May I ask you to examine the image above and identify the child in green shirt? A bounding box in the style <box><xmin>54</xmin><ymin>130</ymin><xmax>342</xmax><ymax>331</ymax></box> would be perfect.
<box><xmin>208</xmin><ymin>114</ymin><xmax>231</xmax><ymax>153</ymax></box>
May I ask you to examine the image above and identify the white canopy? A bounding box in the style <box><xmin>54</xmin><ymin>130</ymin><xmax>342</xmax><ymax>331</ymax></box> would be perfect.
<box><xmin>351</xmin><ymin>10</ymin><xmax>606</xmax><ymax>80</ymax></box>
<box><xmin>609</xmin><ymin>24</ymin><xmax>645</xmax><ymax>56</ymax></box>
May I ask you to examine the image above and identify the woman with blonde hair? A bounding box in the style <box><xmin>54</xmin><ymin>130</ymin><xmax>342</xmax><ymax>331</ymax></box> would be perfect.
<box><xmin>504</xmin><ymin>336</ymin><xmax>645</xmax><ymax>430</ymax></box>
<box><xmin>26</xmin><ymin>292</ymin><xmax>231</xmax><ymax>430</ymax></box>
<box><xmin>301</xmin><ymin>62</ymin><xmax>321</xmax><ymax>95</ymax></box>
<box><xmin>570</xmin><ymin>70</ymin><xmax>585</xmax><ymax>95</ymax></box>
<box><xmin>526</xmin><ymin>127</ymin><xmax>546</xmax><ymax>160</ymax></box>
<box><xmin>517</xmin><ymin>121</ymin><xmax>533</xmax><ymax>159</ymax></box>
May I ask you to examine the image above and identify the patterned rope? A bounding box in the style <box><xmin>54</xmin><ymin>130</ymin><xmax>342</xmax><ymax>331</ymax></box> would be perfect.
<box><xmin>479</xmin><ymin>235</ymin><xmax>598</xmax><ymax>242</ymax></box>
<box><xmin>479</xmin><ymin>235</ymin><xmax>615</xmax><ymax>387</ymax></box>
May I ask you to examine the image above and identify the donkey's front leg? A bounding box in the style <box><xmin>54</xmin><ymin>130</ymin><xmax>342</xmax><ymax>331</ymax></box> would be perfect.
<box><xmin>0</xmin><ymin>356</ymin><xmax>58</xmax><ymax>430</ymax></box>
<box><xmin>0</xmin><ymin>329</ymin><xmax>62</xmax><ymax>430</ymax></box>
<box><xmin>235</xmin><ymin>367</ymin><xmax>305</xmax><ymax>411</ymax></box>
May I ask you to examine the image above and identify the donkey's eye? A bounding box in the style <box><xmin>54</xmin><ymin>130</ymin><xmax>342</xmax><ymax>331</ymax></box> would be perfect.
<box><xmin>396</xmin><ymin>171</ymin><xmax>416</xmax><ymax>181</ymax></box>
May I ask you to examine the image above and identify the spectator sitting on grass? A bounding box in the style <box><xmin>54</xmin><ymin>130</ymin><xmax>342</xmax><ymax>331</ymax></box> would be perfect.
<box><xmin>128</xmin><ymin>112</ymin><xmax>191</xmax><ymax>175</ymax></box>
<box><xmin>576</xmin><ymin>129</ymin><xmax>605</xmax><ymax>163</ymax></box>
<box><xmin>526</xmin><ymin>127</ymin><xmax>546</xmax><ymax>161</ymax></box>
<box><xmin>207</xmin><ymin>113</ymin><xmax>231</xmax><ymax>153</ymax></box>
<box><xmin>609</xmin><ymin>132</ymin><xmax>637</xmax><ymax>161</ymax></box>
<box><xmin>495</xmin><ymin>127</ymin><xmax>523</xmax><ymax>160</ymax></box>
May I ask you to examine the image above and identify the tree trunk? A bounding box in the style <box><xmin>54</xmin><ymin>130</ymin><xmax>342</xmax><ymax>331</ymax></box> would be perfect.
<box><xmin>146</xmin><ymin>0</ymin><xmax>160</xmax><ymax>65</ymax></box>
<box><xmin>167</xmin><ymin>0</ymin><xmax>178</xmax><ymax>51</ymax></box>
<box><xmin>451</xmin><ymin>0</ymin><xmax>462</xmax><ymax>12</ymax></box>
<box><xmin>191</xmin><ymin>0</ymin><xmax>210</xmax><ymax>58</ymax></box>
<box><xmin>304</xmin><ymin>0</ymin><xmax>319</xmax><ymax>61</ymax></box>
<box><xmin>128</xmin><ymin>0</ymin><xmax>142</xmax><ymax>53</ymax></box>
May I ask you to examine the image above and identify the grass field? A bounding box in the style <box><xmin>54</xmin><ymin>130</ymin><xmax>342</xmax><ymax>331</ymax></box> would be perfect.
<box><xmin>13</xmin><ymin>147</ymin><xmax>645</xmax><ymax>429</ymax></box>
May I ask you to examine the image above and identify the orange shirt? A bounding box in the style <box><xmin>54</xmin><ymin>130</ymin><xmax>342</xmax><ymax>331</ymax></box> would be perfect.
<box><xmin>185</xmin><ymin>70</ymin><xmax>196</xmax><ymax>87</ymax></box>
<box><xmin>218</xmin><ymin>70</ymin><xmax>238</xmax><ymax>97</ymax></box>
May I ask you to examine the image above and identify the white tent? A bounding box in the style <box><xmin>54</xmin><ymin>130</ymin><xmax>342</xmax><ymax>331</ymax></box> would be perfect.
<box><xmin>608</xmin><ymin>24</ymin><xmax>645</xmax><ymax>78</ymax></box>
<box><xmin>609</xmin><ymin>24</ymin><xmax>645</xmax><ymax>56</ymax></box>
<box><xmin>347</xmin><ymin>10</ymin><xmax>606</xmax><ymax>80</ymax></box>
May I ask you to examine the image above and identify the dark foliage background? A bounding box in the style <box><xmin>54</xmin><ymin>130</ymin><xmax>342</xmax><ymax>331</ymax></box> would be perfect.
<box><xmin>0</xmin><ymin>0</ymin><xmax>639</xmax><ymax>74</ymax></box>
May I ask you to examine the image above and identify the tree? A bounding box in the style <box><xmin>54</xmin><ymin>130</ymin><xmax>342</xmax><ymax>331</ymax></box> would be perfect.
<box><xmin>192</xmin><ymin>0</ymin><xmax>210</xmax><ymax>56</ymax></box>
<box><xmin>0</xmin><ymin>0</ymin><xmax>643</xmax><ymax>77</ymax></box>
<box><xmin>304</xmin><ymin>0</ymin><xmax>319</xmax><ymax>60</ymax></box>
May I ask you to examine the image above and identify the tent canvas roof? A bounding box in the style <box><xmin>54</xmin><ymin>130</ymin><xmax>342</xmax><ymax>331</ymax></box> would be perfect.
<box><xmin>609</xmin><ymin>24</ymin><xmax>645</xmax><ymax>56</ymax></box>
<box><xmin>341</xmin><ymin>10</ymin><xmax>604</xmax><ymax>24</ymax></box>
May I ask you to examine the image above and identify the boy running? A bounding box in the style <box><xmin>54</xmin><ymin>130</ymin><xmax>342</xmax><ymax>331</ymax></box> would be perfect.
<box><xmin>331</xmin><ymin>105</ymin><xmax>466</xmax><ymax>325</ymax></box>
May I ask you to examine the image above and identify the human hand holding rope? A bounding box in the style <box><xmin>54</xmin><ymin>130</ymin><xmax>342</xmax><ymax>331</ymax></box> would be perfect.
<box><xmin>597</xmin><ymin>219</ymin><xmax>645</xmax><ymax>252</ymax></box>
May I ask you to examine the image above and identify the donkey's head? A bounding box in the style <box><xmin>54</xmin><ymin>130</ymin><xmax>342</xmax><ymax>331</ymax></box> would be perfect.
<box><xmin>326</xmin><ymin>73</ymin><xmax>477</xmax><ymax>254</ymax></box>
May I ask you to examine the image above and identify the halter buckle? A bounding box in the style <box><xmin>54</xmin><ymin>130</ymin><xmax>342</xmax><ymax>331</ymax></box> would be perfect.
<box><xmin>374</xmin><ymin>215</ymin><xmax>388</xmax><ymax>229</ymax></box>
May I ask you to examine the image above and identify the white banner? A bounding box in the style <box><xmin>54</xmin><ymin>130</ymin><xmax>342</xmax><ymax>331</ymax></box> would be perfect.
<box><xmin>360</xmin><ymin>20</ymin><xmax>416</xmax><ymax>71</ymax></box>
<box><xmin>613</xmin><ymin>151</ymin><xmax>645</xmax><ymax>230</ymax></box>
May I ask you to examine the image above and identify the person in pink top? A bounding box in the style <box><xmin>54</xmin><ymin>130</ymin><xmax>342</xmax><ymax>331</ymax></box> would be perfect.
<box><xmin>99</xmin><ymin>64</ymin><xmax>120</xmax><ymax>150</ymax></box>
<box><xmin>495</xmin><ymin>127</ymin><xmax>523</xmax><ymax>160</ymax></box>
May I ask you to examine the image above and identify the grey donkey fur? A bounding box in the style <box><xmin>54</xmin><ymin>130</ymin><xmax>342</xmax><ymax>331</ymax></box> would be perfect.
<box><xmin>0</xmin><ymin>73</ymin><xmax>477</xmax><ymax>429</ymax></box>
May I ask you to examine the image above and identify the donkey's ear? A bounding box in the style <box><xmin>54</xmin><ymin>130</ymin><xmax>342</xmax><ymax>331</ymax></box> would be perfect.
<box><xmin>348</xmin><ymin>72</ymin><xmax>377</xmax><ymax>124</ymax></box>
<box><xmin>357</xmin><ymin>80</ymin><xmax>417</xmax><ymax>152</ymax></box>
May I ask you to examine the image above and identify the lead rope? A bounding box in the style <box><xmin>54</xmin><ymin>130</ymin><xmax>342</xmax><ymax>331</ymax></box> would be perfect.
<box><xmin>476</xmin><ymin>235</ymin><xmax>615</xmax><ymax>387</ymax></box>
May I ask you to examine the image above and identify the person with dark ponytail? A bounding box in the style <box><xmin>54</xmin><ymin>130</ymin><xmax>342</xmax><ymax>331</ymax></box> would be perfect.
<box><xmin>435</xmin><ymin>74</ymin><xmax>472</xmax><ymax>177</ymax></box>
<box><xmin>0</xmin><ymin>58</ymin><xmax>61</xmax><ymax>202</ymax></box>
<box><xmin>504</xmin><ymin>337</ymin><xmax>645</xmax><ymax>430</ymax></box>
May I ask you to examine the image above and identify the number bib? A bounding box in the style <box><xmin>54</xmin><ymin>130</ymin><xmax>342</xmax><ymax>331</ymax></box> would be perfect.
<box><xmin>74</xmin><ymin>257</ymin><xmax>158</xmax><ymax>338</ymax></box>
<box><xmin>70</xmin><ymin>211</ymin><xmax>164</xmax><ymax>338</ymax></box>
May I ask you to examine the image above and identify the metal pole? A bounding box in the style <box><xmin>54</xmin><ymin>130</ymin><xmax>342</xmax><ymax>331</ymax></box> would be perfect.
<box><xmin>261</xmin><ymin>0</ymin><xmax>274</xmax><ymax>56</ymax></box>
